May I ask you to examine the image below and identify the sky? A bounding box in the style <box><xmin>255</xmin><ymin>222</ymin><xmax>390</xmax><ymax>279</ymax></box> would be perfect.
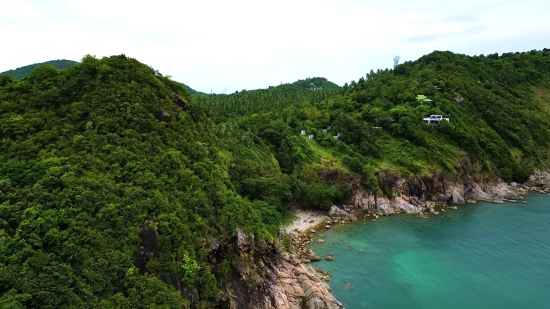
<box><xmin>0</xmin><ymin>0</ymin><xmax>548</xmax><ymax>93</ymax></box>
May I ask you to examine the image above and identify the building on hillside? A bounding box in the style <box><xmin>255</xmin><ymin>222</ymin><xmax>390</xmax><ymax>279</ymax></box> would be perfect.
<box><xmin>423</xmin><ymin>115</ymin><xmax>449</xmax><ymax>124</ymax></box>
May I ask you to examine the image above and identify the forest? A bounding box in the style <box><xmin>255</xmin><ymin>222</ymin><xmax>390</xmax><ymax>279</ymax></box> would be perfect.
<box><xmin>0</xmin><ymin>60</ymin><xmax>79</xmax><ymax>80</ymax></box>
<box><xmin>1</xmin><ymin>49</ymin><xmax>550</xmax><ymax>308</ymax></box>
<box><xmin>0</xmin><ymin>60</ymin><xmax>205</xmax><ymax>96</ymax></box>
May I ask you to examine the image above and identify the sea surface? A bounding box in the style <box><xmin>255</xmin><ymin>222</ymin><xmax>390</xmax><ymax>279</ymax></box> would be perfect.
<box><xmin>309</xmin><ymin>194</ymin><xmax>550</xmax><ymax>309</ymax></box>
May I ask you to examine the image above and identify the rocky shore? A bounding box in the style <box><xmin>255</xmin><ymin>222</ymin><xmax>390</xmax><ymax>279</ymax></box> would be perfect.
<box><xmin>234</xmin><ymin>170</ymin><xmax>550</xmax><ymax>309</ymax></box>
<box><xmin>224</xmin><ymin>228</ymin><xmax>343</xmax><ymax>309</ymax></box>
<box><xmin>280</xmin><ymin>170</ymin><xmax>550</xmax><ymax>276</ymax></box>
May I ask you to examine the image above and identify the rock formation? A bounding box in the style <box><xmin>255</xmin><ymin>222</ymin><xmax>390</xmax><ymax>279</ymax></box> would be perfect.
<box><xmin>225</xmin><ymin>228</ymin><xmax>342</xmax><ymax>309</ymax></box>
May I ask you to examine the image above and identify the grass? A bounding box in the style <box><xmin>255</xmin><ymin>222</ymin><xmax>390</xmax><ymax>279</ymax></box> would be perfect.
<box><xmin>302</xmin><ymin>136</ymin><xmax>347</xmax><ymax>170</ymax></box>
<box><xmin>534</xmin><ymin>87</ymin><xmax>550</xmax><ymax>113</ymax></box>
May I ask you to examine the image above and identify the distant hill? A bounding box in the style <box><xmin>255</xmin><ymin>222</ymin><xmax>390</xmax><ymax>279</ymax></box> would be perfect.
<box><xmin>0</xmin><ymin>59</ymin><xmax>79</xmax><ymax>79</ymax></box>
<box><xmin>175</xmin><ymin>81</ymin><xmax>207</xmax><ymax>96</ymax></box>
<box><xmin>0</xmin><ymin>59</ymin><xmax>206</xmax><ymax>95</ymax></box>
<box><xmin>288</xmin><ymin>77</ymin><xmax>340</xmax><ymax>90</ymax></box>
<box><xmin>196</xmin><ymin>77</ymin><xmax>341</xmax><ymax>118</ymax></box>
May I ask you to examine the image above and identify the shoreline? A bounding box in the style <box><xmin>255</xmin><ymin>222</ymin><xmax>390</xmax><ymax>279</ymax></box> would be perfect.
<box><xmin>282</xmin><ymin>210</ymin><xmax>331</xmax><ymax>236</ymax></box>
<box><xmin>281</xmin><ymin>180</ymin><xmax>550</xmax><ymax>263</ymax></box>
<box><xmin>281</xmin><ymin>169</ymin><xmax>550</xmax><ymax>241</ymax></box>
<box><xmin>269</xmin><ymin>171</ymin><xmax>550</xmax><ymax>308</ymax></box>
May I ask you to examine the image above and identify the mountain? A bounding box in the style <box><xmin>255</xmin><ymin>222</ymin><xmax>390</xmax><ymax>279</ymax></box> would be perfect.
<box><xmin>175</xmin><ymin>81</ymin><xmax>207</xmax><ymax>95</ymax></box>
<box><xmin>0</xmin><ymin>55</ymin><xmax>277</xmax><ymax>308</ymax></box>
<box><xmin>0</xmin><ymin>59</ymin><xmax>78</xmax><ymax>79</ymax></box>
<box><xmin>200</xmin><ymin>49</ymin><xmax>550</xmax><ymax>209</ymax></box>
<box><xmin>0</xmin><ymin>59</ymin><xmax>207</xmax><ymax>96</ymax></box>
<box><xmin>289</xmin><ymin>77</ymin><xmax>340</xmax><ymax>90</ymax></box>
<box><xmin>2</xmin><ymin>49</ymin><xmax>550</xmax><ymax>308</ymax></box>
<box><xmin>196</xmin><ymin>77</ymin><xmax>341</xmax><ymax>119</ymax></box>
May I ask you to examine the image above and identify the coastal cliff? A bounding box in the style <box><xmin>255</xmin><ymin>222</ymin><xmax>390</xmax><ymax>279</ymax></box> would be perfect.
<box><xmin>350</xmin><ymin>170</ymin><xmax>535</xmax><ymax>216</ymax></box>
<box><xmin>277</xmin><ymin>169</ymin><xmax>550</xmax><ymax>298</ymax></box>
<box><xmin>219</xmin><ymin>228</ymin><xmax>342</xmax><ymax>309</ymax></box>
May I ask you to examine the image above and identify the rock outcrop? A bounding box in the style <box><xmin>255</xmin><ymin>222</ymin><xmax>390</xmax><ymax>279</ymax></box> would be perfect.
<box><xmin>224</xmin><ymin>228</ymin><xmax>342</xmax><ymax>309</ymax></box>
<box><xmin>232</xmin><ymin>169</ymin><xmax>550</xmax><ymax>308</ymax></box>
<box><xmin>526</xmin><ymin>170</ymin><xmax>550</xmax><ymax>188</ymax></box>
<box><xmin>349</xmin><ymin>169</ymin><xmax>542</xmax><ymax>216</ymax></box>
<box><xmin>328</xmin><ymin>205</ymin><xmax>357</xmax><ymax>221</ymax></box>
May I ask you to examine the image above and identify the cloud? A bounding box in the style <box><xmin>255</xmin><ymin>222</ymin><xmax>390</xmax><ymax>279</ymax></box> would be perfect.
<box><xmin>405</xmin><ymin>25</ymin><xmax>489</xmax><ymax>43</ymax></box>
<box><xmin>0</xmin><ymin>0</ymin><xmax>40</xmax><ymax>18</ymax></box>
<box><xmin>0</xmin><ymin>0</ymin><xmax>547</xmax><ymax>92</ymax></box>
<box><xmin>441</xmin><ymin>15</ymin><xmax>479</xmax><ymax>23</ymax></box>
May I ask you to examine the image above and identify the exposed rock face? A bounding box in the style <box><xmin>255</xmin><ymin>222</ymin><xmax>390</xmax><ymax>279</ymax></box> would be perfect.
<box><xmin>527</xmin><ymin>170</ymin><xmax>550</xmax><ymax>188</ymax></box>
<box><xmin>447</xmin><ymin>184</ymin><xmax>466</xmax><ymax>204</ymax></box>
<box><xmin>133</xmin><ymin>220</ymin><xmax>159</xmax><ymax>275</ymax></box>
<box><xmin>350</xmin><ymin>169</ymin><xmax>539</xmax><ymax>216</ymax></box>
<box><xmin>226</xmin><ymin>229</ymin><xmax>343</xmax><ymax>309</ymax></box>
<box><xmin>328</xmin><ymin>205</ymin><xmax>357</xmax><ymax>221</ymax></box>
<box><xmin>392</xmin><ymin>197</ymin><xmax>422</xmax><ymax>214</ymax></box>
<box><xmin>229</xmin><ymin>170</ymin><xmax>550</xmax><ymax>308</ymax></box>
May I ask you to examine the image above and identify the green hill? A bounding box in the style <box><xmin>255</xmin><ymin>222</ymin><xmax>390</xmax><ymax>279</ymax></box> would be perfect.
<box><xmin>196</xmin><ymin>77</ymin><xmax>341</xmax><ymax>119</ymax></box>
<box><xmin>2</xmin><ymin>49</ymin><xmax>550</xmax><ymax>307</ymax></box>
<box><xmin>0</xmin><ymin>55</ymin><xmax>276</xmax><ymax>308</ymax></box>
<box><xmin>202</xmin><ymin>49</ymin><xmax>550</xmax><ymax>209</ymax></box>
<box><xmin>0</xmin><ymin>59</ymin><xmax>78</xmax><ymax>80</ymax></box>
<box><xmin>0</xmin><ymin>59</ymin><xmax>207</xmax><ymax>96</ymax></box>
<box><xmin>175</xmin><ymin>81</ymin><xmax>207</xmax><ymax>95</ymax></box>
<box><xmin>289</xmin><ymin>76</ymin><xmax>340</xmax><ymax>90</ymax></box>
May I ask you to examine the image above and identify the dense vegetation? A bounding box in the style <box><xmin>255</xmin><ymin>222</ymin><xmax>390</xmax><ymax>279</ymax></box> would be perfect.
<box><xmin>0</xmin><ymin>59</ymin><xmax>206</xmax><ymax>96</ymax></box>
<box><xmin>175</xmin><ymin>82</ymin><xmax>207</xmax><ymax>96</ymax></box>
<box><xmin>0</xmin><ymin>56</ymin><xmax>278</xmax><ymax>308</ymax></box>
<box><xmin>1</xmin><ymin>49</ymin><xmax>550</xmax><ymax>308</ymax></box>
<box><xmin>196</xmin><ymin>77</ymin><xmax>340</xmax><ymax>119</ymax></box>
<box><xmin>0</xmin><ymin>60</ymin><xmax>78</xmax><ymax>80</ymax></box>
<box><xmin>200</xmin><ymin>49</ymin><xmax>550</xmax><ymax>207</ymax></box>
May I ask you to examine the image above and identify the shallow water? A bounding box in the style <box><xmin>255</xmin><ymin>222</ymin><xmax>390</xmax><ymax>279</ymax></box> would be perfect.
<box><xmin>309</xmin><ymin>194</ymin><xmax>550</xmax><ymax>309</ymax></box>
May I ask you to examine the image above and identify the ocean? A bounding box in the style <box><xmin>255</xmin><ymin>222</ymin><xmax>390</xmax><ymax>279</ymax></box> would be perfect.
<box><xmin>309</xmin><ymin>194</ymin><xmax>550</xmax><ymax>309</ymax></box>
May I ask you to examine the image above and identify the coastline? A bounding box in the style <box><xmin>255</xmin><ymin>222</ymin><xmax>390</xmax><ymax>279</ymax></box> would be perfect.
<box><xmin>265</xmin><ymin>170</ymin><xmax>550</xmax><ymax>308</ymax></box>
<box><xmin>282</xmin><ymin>210</ymin><xmax>331</xmax><ymax>236</ymax></box>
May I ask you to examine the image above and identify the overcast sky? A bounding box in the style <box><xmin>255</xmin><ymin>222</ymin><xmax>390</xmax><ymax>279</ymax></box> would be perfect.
<box><xmin>1</xmin><ymin>0</ymin><xmax>548</xmax><ymax>93</ymax></box>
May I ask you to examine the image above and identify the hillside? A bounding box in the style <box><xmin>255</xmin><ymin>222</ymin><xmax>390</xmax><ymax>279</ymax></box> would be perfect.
<box><xmin>0</xmin><ymin>59</ymin><xmax>78</xmax><ymax>79</ymax></box>
<box><xmin>196</xmin><ymin>77</ymin><xmax>341</xmax><ymax>119</ymax></box>
<box><xmin>175</xmin><ymin>81</ymin><xmax>207</xmax><ymax>95</ymax></box>
<box><xmin>0</xmin><ymin>59</ymin><xmax>206</xmax><ymax>96</ymax></box>
<box><xmin>200</xmin><ymin>49</ymin><xmax>550</xmax><ymax>210</ymax></box>
<box><xmin>2</xmin><ymin>49</ymin><xmax>550</xmax><ymax>308</ymax></box>
<box><xmin>0</xmin><ymin>56</ymin><xmax>279</xmax><ymax>308</ymax></box>
<box><xmin>290</xmin><ymin>77</ymin><xmax>340</xmax><ymax>90</ymax></box>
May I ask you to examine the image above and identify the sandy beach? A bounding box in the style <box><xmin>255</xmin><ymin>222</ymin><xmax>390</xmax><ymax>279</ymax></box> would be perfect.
<box><xmin>282</xmin><ymin>210</ymin><xmax>330</xmax><ymax>236</ymax></box>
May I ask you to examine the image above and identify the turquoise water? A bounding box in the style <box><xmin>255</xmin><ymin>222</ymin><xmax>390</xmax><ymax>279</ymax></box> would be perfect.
<box><xmin>309</xmin><ymin>194</ymin><xmax>550</xmax><ymax>309</ymax></box>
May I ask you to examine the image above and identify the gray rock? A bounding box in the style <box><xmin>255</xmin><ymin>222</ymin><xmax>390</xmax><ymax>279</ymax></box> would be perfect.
<box><xmin>328</xmin><ymin>205</ymin><xmax>357</xmax><ymax>221</ymax></box>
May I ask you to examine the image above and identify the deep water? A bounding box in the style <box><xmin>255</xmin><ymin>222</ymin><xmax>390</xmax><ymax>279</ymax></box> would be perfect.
<box><xmin>309</xmin><ymin>194</ymin><xmax>550</xmax><ymax>309</ymax></box>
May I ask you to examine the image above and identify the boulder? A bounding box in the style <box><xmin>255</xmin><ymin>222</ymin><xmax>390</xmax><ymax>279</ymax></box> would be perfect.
<box><xmin>310</xmin><ymin>256</ymin><xmax>321</xmax><ymax>262</ymax></box>
<box><xmin>328</xmin><ymin>205</ymin><xmax>357</xmax><ymax>221</ymax></box>
<box><xmin>450</xmin><ymin>187</ymin><xmax>466</xmax><ymax>204</ymax></box>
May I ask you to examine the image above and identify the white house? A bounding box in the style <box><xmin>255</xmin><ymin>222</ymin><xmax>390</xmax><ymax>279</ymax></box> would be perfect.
<box><xmin>423</xmin><ymin>115</ymin><xmax>449</xmax><ymax>124</ymax></box>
